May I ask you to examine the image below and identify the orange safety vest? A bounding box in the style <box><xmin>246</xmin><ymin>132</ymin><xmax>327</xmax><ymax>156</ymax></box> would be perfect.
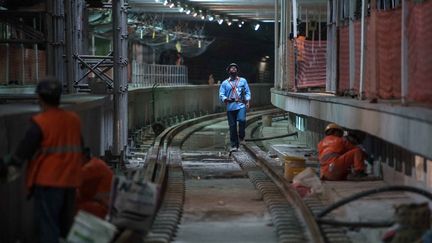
<box><xmin>318</xmin><ymin>135</ymin><xmax>354</xmax><ymax>176</ymax></box>
<box><xmin>26</xmin><ymin>108</ymin><xmax>83</xmax><ymax>189</ymax></box>
<box><xmin>77</xmin><ymin>157</ymin><xmax>113</xmax><ymax>218</ymax></box>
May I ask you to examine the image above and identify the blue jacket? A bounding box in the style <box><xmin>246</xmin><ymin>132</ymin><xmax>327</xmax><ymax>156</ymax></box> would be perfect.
<box><xmin>219</xmin><ymin>77</ymin><xmax>251</xmax><ymax>111</ymax></box>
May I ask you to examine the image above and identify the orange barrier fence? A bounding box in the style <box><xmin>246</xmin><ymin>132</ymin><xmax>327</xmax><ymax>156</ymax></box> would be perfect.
<box><xmin>375</xmin><ymin>9</ymin><xmax>401</xmax><ymax>99</ymax></box>
<box><xmin>295</xmin><ymin>39</ymin><xmax>326</xmax><ymax>88</ymax></box>
<box><xmin>407</xmin><ymin>0</ymin><xmax>432</xmax><ymax>105</ymax></box>
<box><xmin>338</xmin><ymin>26</ymin><xmax>350</xmax><ymax>92</ymax></box>
<box><xmin>337</xmin><ymin>1</ymin><xmax>432</xmax><ymax>106</ymax></box>
<box><xmin>0</xmin><ymin>44</ymin><xmax>46</xmax><ymax>85</ymax></box>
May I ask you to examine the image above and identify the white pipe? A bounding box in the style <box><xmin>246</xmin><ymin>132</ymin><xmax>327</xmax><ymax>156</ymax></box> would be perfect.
<box><xmin>318</xmin><ymin>7</ymin><xmax>322</xmax><ymax>44</ymax></box>
<box><xmin>33</xmin><ymin>18</ymin><xmax>39</xmax><ymax>82</ymax></box>
<box><xmin>274</xmin><ymin>0</ymin><xmax>279</xmax><ymax>88</ymax></box>
<box><xmin>21</xmin><ymin>43</ymin><xmax>25</xmax><ymax>85</ymax></box>
<box><xmin>401</xmin><ymin>0</ymin><xmax>408</xmax><ymax>104</ymax></box>
<box><xmin>359</xmin><ymin>0</ymin><xmax>366</xmax><ymax>99</ymax></box>
<box><xmin>349</xmin><ymin>0</ymin><xmax>355</xmax><ymax>89</ymax></box>
<box><xmin>305</xmin><ymin>9</ymin><xmax>309</xmax><ymax>38</ymax></box>
<box><xmin>292</xmin><ymin>0</ymin><xmax>297</xmax><ymax>38</ymax></box>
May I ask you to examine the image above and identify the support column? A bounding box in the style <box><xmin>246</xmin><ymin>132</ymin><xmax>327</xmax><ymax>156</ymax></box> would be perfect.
<box><xmin>326</xmin><ymin>0</ymin><xmax>338</xmax><ymax>92</ymax></box>
<box><xmin>369</xmin><ymin>0</ymin><xmax>378</xmax><ymax>98</ymax></box>
<box><xmin>64</xmin><ymin>0</ymin><xmax>74</xmax><ymax>93</ymax></box>
<box><xmin>274</xmin><ymin>0</ymin><xmax>279</xmax><ymax>88</ymax></box>
<box><xmin>113</xmin><ymin>0</ymin><xmax>129</xmax><ymax>156</ymax></box>
<box><xmin>349</xmin><ymin>0</ymin><xmax>355</xmax><ymax>89</ymax></box>
<box><xmin>46</xmin><ymin>0</ymin><xmax>66</xmax><ymax>86</ymax></box>
<box><xmin>359</xmin><ymin>0</ymin><xmax>367</xmax><ymax>99</ymax></box>
<box><xmin>401</xmin><ymin>0</ymin><xmax>408</xmax><ymax>105</ymax></box>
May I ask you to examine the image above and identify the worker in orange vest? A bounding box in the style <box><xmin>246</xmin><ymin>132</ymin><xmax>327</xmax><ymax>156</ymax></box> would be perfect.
<box><xmin>76</xmin><ymin>148</ymin><xmax>113</xmax><ymax>219</ymax></box>
<box><xmin>0</xmin><ymin>77</ymin><xmax>83</xmax><ymax>243</ymax></box>
<box><xmin>318</xmin><ymin>123</ymin><xmax>367</xmax><ymax>180</ymax></box>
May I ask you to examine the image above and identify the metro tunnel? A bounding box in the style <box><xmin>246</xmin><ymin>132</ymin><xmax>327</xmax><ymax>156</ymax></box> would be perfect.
<box><xmin>1</xmin><ymin>0</ymin><xmax>432</xmax><ymax>242</ymax></box>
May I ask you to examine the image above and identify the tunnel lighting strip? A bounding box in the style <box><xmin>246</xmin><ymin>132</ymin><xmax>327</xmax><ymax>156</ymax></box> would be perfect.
<box><xmin>156</xmin><ymin>0</ymin><xmax>261</xmax><ymax>30</ymax></box>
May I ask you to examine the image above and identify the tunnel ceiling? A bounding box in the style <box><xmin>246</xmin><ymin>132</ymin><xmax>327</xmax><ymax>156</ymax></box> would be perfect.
<box><xmin>129</xmin><ymin>0</ymin><xmax>328</xmax><ymax>22</ymax></box>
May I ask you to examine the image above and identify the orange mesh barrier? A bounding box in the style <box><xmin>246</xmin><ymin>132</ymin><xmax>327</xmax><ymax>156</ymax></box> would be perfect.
<box><xmin>338</xmin><ymin>26</ymin><xmax>350</xmax><ymax>92</ymax></box>
<box><xmin>286</xmin><ymin>40</ymin><xmax>295</xmax><ymax>90</ymax></box>
<box><xmin>0</xmin><ymin>44</ymin><xmax>46</xmax><ymax>85</ymax></box>
<box><xmin>375</xmin><ymin>9</ymin><xmax>402</xmax><ymax>99</ymax></box>
<box><xmin>295</xmin><ymin>38</ymin><xmax>326</xmax><ymax>88</ymax></box>
<box><xmin>407</xmin><ymin>1</ymin><xmax>432</xmax><ymax>105</ymax></box>
<box><xmin>354</xmin><ymin>21</ymin><xmax>361</xmax><ymax>92</ymax></box>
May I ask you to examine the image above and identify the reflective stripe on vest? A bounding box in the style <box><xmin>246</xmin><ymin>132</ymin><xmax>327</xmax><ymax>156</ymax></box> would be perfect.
<box><xmin>320</xmin><ymin>152</ymin><xmax>340</xmax><ymax>163</ymax></box>
<box><xmin>40</xmin><ymin>145</ymin><xmax>83</xmax><ymax>154</ymax></box>
<box><xmin>228</xmin><ymin>77</ymin><xmax>240</xmax><ymax>101</ymax></box>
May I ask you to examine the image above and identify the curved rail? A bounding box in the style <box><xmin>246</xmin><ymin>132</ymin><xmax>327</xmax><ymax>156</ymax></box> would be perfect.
<box><xmin>122</xmin><ymin>108</ymin><xmax>325</xmax><ymax>243</ymax></box>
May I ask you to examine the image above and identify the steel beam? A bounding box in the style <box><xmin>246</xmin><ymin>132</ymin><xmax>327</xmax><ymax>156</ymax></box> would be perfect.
<box><xmin>112</xmin><ymin>0</ymin><xmax>129</xmax><ymax>156</ymax></box>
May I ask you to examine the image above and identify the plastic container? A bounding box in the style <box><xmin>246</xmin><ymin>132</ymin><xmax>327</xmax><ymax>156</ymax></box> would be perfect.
<box><xmin>67</xmin><ymin>211</ymin><xmax>117</xmax><ymax>243</ymax></box>
<box><xmin>284</xmin><ymin>156</ymin><xmax>306</xmax><ymax>181</ymax></box>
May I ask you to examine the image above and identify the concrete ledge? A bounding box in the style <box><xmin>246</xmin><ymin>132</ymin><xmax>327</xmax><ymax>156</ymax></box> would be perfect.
<box><xmin>271</xmin><ymin>88</ymin><xmax>432</xmax><ymax>160</ymax></box>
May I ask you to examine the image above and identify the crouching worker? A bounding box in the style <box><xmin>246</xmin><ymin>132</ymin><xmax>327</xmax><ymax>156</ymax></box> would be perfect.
<box><xmin>318</xmin><ymin>123</ymin><xmax>367</xmax><ymax>180</ymax></box>
<box><xmin>76</xmin><ymin>148</ymin><xmax>113</xmax><ymax>219</ymax></box>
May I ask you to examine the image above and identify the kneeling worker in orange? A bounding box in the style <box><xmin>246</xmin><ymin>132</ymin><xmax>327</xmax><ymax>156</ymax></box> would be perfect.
<box><xmin>76</xmin><ymin>148</ymin><xmax>113</xmax><ymax>219</ymax></box>
<box><xmin>318</xmin><ymin>123</ymin><xmax>366</xmax><ymax>180</ymax></box>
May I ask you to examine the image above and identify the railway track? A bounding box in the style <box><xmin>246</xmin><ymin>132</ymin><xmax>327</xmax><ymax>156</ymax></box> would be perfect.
<box><xmin>118</xmin><ymin>108</ymin><xmax>349</xmax><ymax>243</ymax></box>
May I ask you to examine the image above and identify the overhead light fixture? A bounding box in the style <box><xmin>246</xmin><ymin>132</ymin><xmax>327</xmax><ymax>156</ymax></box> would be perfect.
<box><xmin>179</xmin><ymin>7</ymin><xmax>184</xmax><ymax>12</ymax></box>
<box><xmin>254</xmin><ymin>23</ymin><xmax>260</xmax><ymax>31</ymax></box>
<box><xmin>238</xmin><ymin>23</ymin><xmax>242</xmax><ymax>28</ymax></box>
<box><xmin>227</xmin><ymin>21</ymin><xmax>232</xmax><ymax>26</ymax></box>
<box><xmin>163</xmin><ymin>0</ymin><xmax>168</xmax><ymax>5</ymax></box>
<box><xmin>193</xmin><ymin>12</ymin><xmax>198</xmax><ymax>17</ymax></box>
<box><xmin>169</xmin><ymin>3</ymin><xmax>175</xmax><ymax>8</ymax></box>
<box><xmin>217</xmin><ymin>19</ymin><xmax>223</xmax><ymax>25</ymax></box>
<box><xmin>208</xmin><ymin>15</ymin><xmax>214</xmax><ymax>21</ymax></box>
<box><xmin>185</xmin><ymin>9</ymin><xmax>191</xmax><ymax>14</ymax></box>
<box><xmin>155</xmin><ymin>0</ymin><xmax>160</xmax><ymax>2</ymax></box>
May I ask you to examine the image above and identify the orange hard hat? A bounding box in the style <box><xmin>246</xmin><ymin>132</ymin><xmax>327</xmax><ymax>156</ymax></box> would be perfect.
<box><xmin>325</xmin><ymin>123</ymin><xmax>343</xmax><ymax>134</ymax></box>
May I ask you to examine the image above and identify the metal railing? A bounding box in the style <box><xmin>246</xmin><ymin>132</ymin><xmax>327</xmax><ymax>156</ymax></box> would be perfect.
<box><xmin>131</xmin><ymin>61</ymin><xmax>188</xmax><ymax>87</ymax></box>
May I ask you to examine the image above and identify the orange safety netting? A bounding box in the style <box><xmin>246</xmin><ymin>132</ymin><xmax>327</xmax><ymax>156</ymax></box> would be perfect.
<box><xmin>0</xmin><ymin>44</ymin><xmax>46</xmax><ymax>85</ymax></box>
<box><xmin>407</xmin><ymin>0</ymin><xmax>432</xmax><ymax>105</ymax></box>
<box><xmin>295</xmin><ymin>38</ymin><xmax>326</xmax><ymax>88</ymax></box>
<box><xmin>375</xmin><ymin>8</ymin><xmax>402</xmax><ymax>99</ymax></box>
<box><xmin>339</xmin><ymin>1</ymin><xmax>432</xmax><ymax>107</ymax></box>
<box><xmin>338</xmin><ymin>20</ymin><xmax>370</xmax><ymax>94</ymax></box>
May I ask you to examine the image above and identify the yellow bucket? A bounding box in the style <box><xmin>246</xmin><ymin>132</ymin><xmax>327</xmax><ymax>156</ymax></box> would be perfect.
<box><xmin>284</xmin><ymin>156</ymin><xmax>306</xmax><ymax>181</ymax></box>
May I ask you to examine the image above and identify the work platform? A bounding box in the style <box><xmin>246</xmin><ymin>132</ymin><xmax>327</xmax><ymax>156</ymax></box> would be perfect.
<box><xmin>259</xmin><ymin>120</ymin><xmax>423</xmax><ymax>243</ymax></box>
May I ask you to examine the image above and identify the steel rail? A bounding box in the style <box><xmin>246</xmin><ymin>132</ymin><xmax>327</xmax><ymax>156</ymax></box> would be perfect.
<box><xmin>242</xmin><ymin>116</ymin><xmax>326</xmax><ymax>243</ymax></box>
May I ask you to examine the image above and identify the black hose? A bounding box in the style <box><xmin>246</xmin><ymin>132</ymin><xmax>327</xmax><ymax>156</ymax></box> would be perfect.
<box><xmin>316</xmin><ymin>219</ymin><xmax>394</xmax><ymax>228</ymax></box>
<box><xmin>317</xmin><ymin>185</ymin><xmax>432</xmax><ymax>218</ymax></box>
<box><xmin>245</xmin><ymin>132</ymin><xmax>298</xmax><ymax>142</ymax></box>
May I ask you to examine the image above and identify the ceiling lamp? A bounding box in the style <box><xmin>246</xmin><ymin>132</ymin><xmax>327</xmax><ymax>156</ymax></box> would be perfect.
<box><xmin>254</xmin><ymin>23</ymin><xmax>260</xmax><ymax>31</ymax></box>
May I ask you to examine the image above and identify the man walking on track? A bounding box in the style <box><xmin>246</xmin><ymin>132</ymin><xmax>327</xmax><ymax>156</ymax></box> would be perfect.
<box><xmin>219</xmin><ymin>63</ymin><xmax>251</xmax><ymax>152</ymax></box>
